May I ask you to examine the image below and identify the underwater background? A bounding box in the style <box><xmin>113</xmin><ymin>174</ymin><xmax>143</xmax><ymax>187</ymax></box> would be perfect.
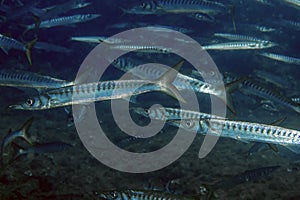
<box><xmin>0</xmin><ymin>0</ymin><xmax>300</xmax><ymax>199</ymax></box>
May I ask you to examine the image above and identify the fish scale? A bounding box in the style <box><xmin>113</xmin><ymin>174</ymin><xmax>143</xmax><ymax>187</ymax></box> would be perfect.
<box><xmin>171</xmin><ymin>118</ymin><xmax>300</xmax><ymax>153</ymax></box>
<box><xmin>0</xmin><ymin>70</ymin><xmax>72</xmax><ymax>89</ymax></box>
<box><xmin>26</xmin><ymin>14</ymin><xmax>101</xmax><ymax>30</ymax></box>
<box><xmin>113</xmin><ymin>58</ymin><xmax>224</xmax><ymax>97</ymax></box>
<box><xmin>9</xmin><ymin>60</ymin><xmax>186</xmax><ymax>110</ymax></box>
<box><xmin>134</xmin><ymin>107</ymin><xmax>226</xmax><ymax>120</ymax></box>
<box><xmin>97</xmin><ymin>189</ymin><xmax>196</xmax><ymax>200</ymax></box>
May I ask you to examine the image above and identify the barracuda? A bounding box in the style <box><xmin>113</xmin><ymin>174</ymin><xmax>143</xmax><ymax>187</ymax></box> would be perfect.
<box><xmin>202</xmin><ymin>41</ymin><xmax>276</xmax><ymax>50</ymax></box>
<box><xmin>26</xmin><ymin>14</ymin><xmax>101</xmax><ymax>30</ymax></box>
<box><xmin>124</xmin><ymin>0</ymin><xmax>228</xmax><ymax>15</ymax></box>
<box><xmin>70</xmin><ymin>36</ymin><xmax>129</xmax><ymax>44</ymax></box>
<box><xmin>113</xmin><ymin>57</ymin><xmax>237</xmax><ymax>113</ymax></box>
<box><xmin>171</xmin><ymin>118</ymin><xmax>300</xmax><ymax>154</ymax></box>
<box><xmin>260</xmin><ymin>52</ymin><xmax>300</xmax><ymax>65</ymax></box>
<box><xmin>95</xmin><ymin>189</ymin><xmax>197</xmax><ymax>200</ymax></box>
<box><xmin>110</xmin><ymin>45</ymin><xmax>172</xmax><ymax>54</ymax></box>
<box><xmin>0</xmin><ymin>69</ymin><xmax>73</xmax><ymax>90</ymax></box>
<box><xmin>0</xmin><ymin>34</ymin><xmax>35</xmax><ymax>65</ymax></box>
<box><xmin>9</xmin><ymin>61</ymin><xmax>185</xmax><ymax>110</ymax></box>
<box><xmin>213</xmin><ymin>33</ymin><xmax>272</xmax><ymax>43</ymax></box>
<box><xmin>134</xmin><ymin>107</ymin><xmax>226</xmax><ymax>120</ymax></box>
<box><xmin>224</xmin><ymin>73</ymin><xmax>300</xmax><ymax>114</ymax></box>
<box><xmin>113</xmin><ymin>58</ymin><xmax>224</xmax><ymax>95</ymax></box>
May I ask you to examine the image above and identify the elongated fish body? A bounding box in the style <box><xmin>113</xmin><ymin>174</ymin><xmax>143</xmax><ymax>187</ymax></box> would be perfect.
<box><xmin>0</xmin><ymin>34</ymin><xmax>35</xmax><ymax>65</ymax></box>
<box><xmin>124</xmin><ymin>0</ymin><xmax>228</xmax><ymax>15</ymax></box>
<box><xmin>171</xmin><ymin>118</ymin><xmax>300</xmax><ymax>153</ymax></box>
<box><xmin>110</xmin><ymin>45</ymin><xmax>171</xmax><ymax>54</ymax></box>
<box><xmin>96</xmin><ymin>189</ymin><xmax>197</xmax><ymax>200</ymax></box>
<box><xmin>70</xmin><ymin>36</ymin><xmax>129</xmax><ymax>44</ymax></box>
<box><xmin>253</xmin><ymin>69</ymin><xmax>292</xmax><ymax>89</ymax></box>
<box><xmin>27</xmin><ymin>14</ymin><xmax>101</xmax><ymax>30</ymax></box>
<box><xmin>155</xmin><ymin>0</ymin><xmax>228</xmax><ymax>14</ymax></box>
<box><xmin>279</xmin><ymin>19</ymin><xmax>300</xmax><ymax>30</ymax></box>
<box><xmin>224</xmin><ymin>73</ymin><xmax>300</xmax><ymax>114</ymax></box>
<box><xmin>0</xmin><ymin>34</ymin><xmax>26</xmax><ymax>52</ymax></box>
<box><xmin>213</xmin><ymin>33</ymin><xmax>271</xmax><ymax>43</ymax></box>
<box><xmin>9</xmin><ymin>60</ymin><xmax>185</xmax><ymax>110</ymax></box>
<box><xmin>113</xmin><ymin>58</ymin><xmax>225</xmax><ymax>97</ymax></box>
<box><xmin>40</xmin><ymin>0</ymin><xmax>92</xmax><ymax>20</ymax></box>
<box><xmin>134</xmin><ymin>107</ymin><xmax>225</xmax><ymax>120</ymax></box>
<box><xmin>260</xmin><ymin>52</ymin><xmax>300</xmax><ymax>65</ymax></box>
<box><xmin>202</xmin><ymin>41</ymin><xmax>276</xmax><ymax>50</ymax></box>
<box><xmin>9</xmin><ymin>80</ymin><xmax>165</xmax><ymax>110</ymax></box>
<box><xmin>0</xmin><ymin>70</ymin><xmax>73</xmax><ymax>90</ymax></box>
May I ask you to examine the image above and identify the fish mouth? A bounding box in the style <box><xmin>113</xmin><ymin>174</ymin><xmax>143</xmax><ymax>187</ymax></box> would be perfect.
<box><xmin>7</xmin><ymin>104</ymin><xmax>23</xmax><ymax>110</ymax></box>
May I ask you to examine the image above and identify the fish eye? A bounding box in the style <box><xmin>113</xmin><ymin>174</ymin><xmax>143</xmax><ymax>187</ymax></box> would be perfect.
<box><xmin>209</xmin><ymin>71</ymin><xmax>215</xmax><ymax>76</ymax></box>
<box><xmin>140</xmin><ymin>2</ymin><xmax>146</xmax><ymax>8</ymax></box>
<box><xmin>185</xmin><ymin>121</ymin><xmax>194</xmax><ymax>127</ymax></box>
<box><xmin>26</xmin><ymin>98</ymin><xmax>34</xmax><ymax>106</ymax></box>
<box><xmin>145</xmin><ymin>109</ymin><xmax>151</xmax><ymax>115</ymax></box>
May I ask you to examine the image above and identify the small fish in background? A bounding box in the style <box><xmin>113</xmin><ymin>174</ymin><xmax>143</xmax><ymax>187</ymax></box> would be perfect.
<box><xmin>0</xmin><ymin>69</ymin><xmax>73</xmax><ymax>91</ymax></box>
<box><xmin>36</xmin><ymin>0</ymin><xmax>92</xmax><ymax>20</ymax></box>
<box><xmin>200</xmin><ymin>166</ymin><xmax>280</xmax><ymax>199</ymax></box>
<box><xmin>24</xmin><ymin>14</ymin><xmax>101</xmax><ymax>32</ymax></box>
<box><xmin>259</xmin><ymin>52</ymin><xmax>300</xmax><ymax>65</ymax></box>
<box><xmin>1</xmin><ymin>117</ymin><xmax>33</xmax><ymax>157</ymax></box>
<box><xmin>202</xmin><ymin>41</ymin><xmax>277</xmax><ymax>50</ymax></box>
<box><xmin>123</xmin><ymin>0</ymin><xmax>230</xmax><ymax>15</ymax></box>
<box><xmin>0</xmin><ymin>34</ymin><xmax>36</xmax><ymax>65</ymax></box>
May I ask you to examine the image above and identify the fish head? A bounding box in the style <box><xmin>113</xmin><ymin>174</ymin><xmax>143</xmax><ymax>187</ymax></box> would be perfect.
<box><xmin>8</xmin><ymin>96</ymin><xmax>48</xmax><ymax>110</ymax></box>
<box><xmin>121</xmin><ymin>1</ymin><xmax>158</xmax><ymax>14</ymax></box>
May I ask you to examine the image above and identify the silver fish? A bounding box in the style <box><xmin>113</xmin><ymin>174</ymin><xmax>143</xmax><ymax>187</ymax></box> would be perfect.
<box><xmin>0</xmin><ymin>69</ymin><xmax>73</xmax><ymax>90</ymax></box>
<box><xmin>134</xmin><ymin>106</ymin><xmax>225</xmax><ymax>120</ymax></box>
<box><xmin>70</xmin><ymin>36</ymin><xmax>130</xmax><ymax>44</ymax></box>
<box><xmin>0</xmin><ymin>34</ymin><xmax>35</xmax><ymax>65</ymax></box>
<box><xmin>123</xmin><ymin>0</ymin><xmax>228</xmax><ymax>15</ymax></box>
<box><xmin>26</xmin><ymin>14</ymin><xmax>101</xmax><ymax>30</ymax></box>
<box><xmin>110</xmin><ymin>45</ymin><xmax>172</xmax><ymax>54</ymax></box>
<box><xmin>113</xmin><ymin>58</ymin><xmax>237</xmax><ymax>113</ymax></box>
<box><xmin>213</xmin><ymin>33</ymin><xmax>272</xmax><ymax>43</ymax></box>
<box><xmin>39</xmin><ymin>0</ymin><xmax>92</xmax><ymax>20</ymax></box>
<box><xmin>202</xmin><ymin>41</ymin><xmax>276</xmax><ymax>50</ymax></box>
<box><xmin>224</xmin><ymin>73</ymin><xmax>300</xmax><ymax>114</ymax></box>
<box><xmin>260</xmin><ymin>52</ymin><xmax>300</xmax><ymax>65</ymax></box>
<box><xmin>171</xmin><ymin>118</ymin><xmax>300</xmax><ymax>154</ymax></box>
<box><xmin>9</xmin><ymin>61</ymin><xmax>185</xmax><ymax>110</ymax></box>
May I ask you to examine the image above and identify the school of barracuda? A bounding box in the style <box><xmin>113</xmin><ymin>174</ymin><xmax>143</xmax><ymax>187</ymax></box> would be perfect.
<box><xmin>0</xmin><ymin>0</ymin><xmax>300</xmax><ymax>199</ymax></box>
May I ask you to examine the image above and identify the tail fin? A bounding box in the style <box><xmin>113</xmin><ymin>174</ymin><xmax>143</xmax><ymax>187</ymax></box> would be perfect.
<box><xmin>155</xmin><ymin>60</ymin><xmax>186</xmax><ymax>103</ymax></box>
<box><xmin>20</xmin><ymin>117</ymin><xmax>34</xmax><ymax>145</ymax></box>
<box><xmin>25</xmin><ymin>38</ymin><xmax>37</xmax><ymax>65</ymax></box>
<box><xmin>223</xmin><ymin>77</ymin><xmax>247</xmax><ymax>114</ymax></box>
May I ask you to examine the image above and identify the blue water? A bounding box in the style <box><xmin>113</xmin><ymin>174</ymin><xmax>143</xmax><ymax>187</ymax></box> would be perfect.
<box><xmin>0</xmin><ymin>0</ymin><xmax>300</xmax><ymax>199</ymax></box>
